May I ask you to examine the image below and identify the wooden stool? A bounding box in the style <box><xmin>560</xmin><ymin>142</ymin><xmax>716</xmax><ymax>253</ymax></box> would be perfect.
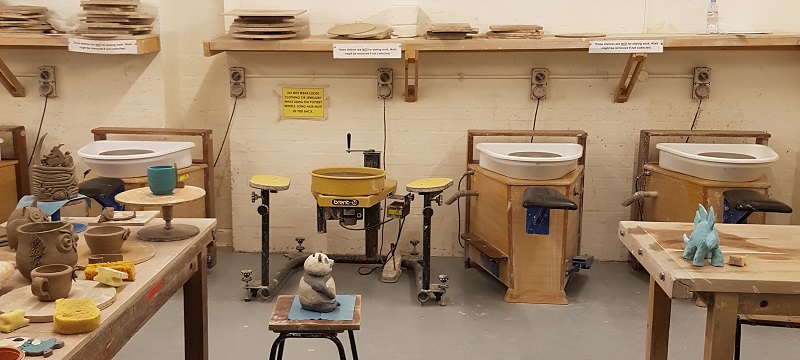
<box><xmin>406</xmin><ymin>178</ymin><xmax>453</xmax><ymax>305</ymax></box>
<box><xmin>268</xmin><ymin>295</ymin><xmax>361</xmax><ymax>360</ymax></box>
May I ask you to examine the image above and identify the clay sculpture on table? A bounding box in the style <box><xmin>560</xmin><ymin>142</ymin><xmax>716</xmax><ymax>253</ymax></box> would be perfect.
<box><xmin>298</xmin><ymin>253</ymin><xmax>340</xmax><ymax>313</ymax></box>
<box><xmin>683</xmin><ymin>204</ymin><xmax>724</xmax><ymax>267</ymax></box>
<box><xmin>15</xmin><ymin>222</ymin><xmax>79</xmax><ymax>280</ymax></box>
<box><xmin>31</xmin><ymin>136</ymin><xmax>79</xmax><ymax>202</ymax></box>
<box><xmin>6</xmin><ymin>206</ymin><xmax>47</xmax><ymax>250</ymax></box>
<box><xmin>0</xmin><ymin>336</ymin><xmax>65</xmax><ymax>357</ymax></box>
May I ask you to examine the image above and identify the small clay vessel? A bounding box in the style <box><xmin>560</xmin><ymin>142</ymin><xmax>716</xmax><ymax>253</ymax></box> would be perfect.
<box><xmin>84</xmin><ymin>226</ymin><xmax>130</xmax><ymax>255</ymax></box>
<box><xmin>6</xmin><ymin>206</ymin><xmax>47</xmax><ymax>250</ymax></box>
<box><xmin>30</xmin><ymin>264</ymin><xmax>74</xmax><ymax>302</ymax></box>
<box><xmin>15</xmin><ymin>222</ymin><xmax>78</xmax><ymax>281</ymax></box>
<box><xmin>0</xmin><ymin>346</ymin><xmax>24</xmax><ymax>360</ymax></box>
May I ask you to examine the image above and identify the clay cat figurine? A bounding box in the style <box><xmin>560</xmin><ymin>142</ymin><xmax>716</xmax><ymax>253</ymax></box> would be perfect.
<box><xmin>682</xmin><ymin>204</ymin><xmax>724</xmax><ymax>267</ymax></box>
<box><xmin>298</xmin><ymin>253</ymin><xmax>340</xmax><ymax>313</ymax></box>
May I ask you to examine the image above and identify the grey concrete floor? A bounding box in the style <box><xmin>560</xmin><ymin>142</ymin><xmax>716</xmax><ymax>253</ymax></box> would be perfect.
<box><xmin>114</xmin><ymin>248</ymin><xmax>799</xmax><ymax>359</ymax></box>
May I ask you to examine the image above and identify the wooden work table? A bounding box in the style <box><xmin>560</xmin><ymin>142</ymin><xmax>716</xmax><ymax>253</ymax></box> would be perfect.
<box><xmin>618</xmin><ymin>221</ymin><xmax>800</xmax><ymax>360</ymax></box>
<box><xmin>0</xmin><ymin>217</ymin><xmax>216</xmax><ymax>360</ymax></box>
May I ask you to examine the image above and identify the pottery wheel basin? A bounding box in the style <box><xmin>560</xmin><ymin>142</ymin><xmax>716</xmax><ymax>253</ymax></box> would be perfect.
<box><xmin>310</xmin><ymin>167</ymin><xmax>386</xmax><ymax>196</ymax></box>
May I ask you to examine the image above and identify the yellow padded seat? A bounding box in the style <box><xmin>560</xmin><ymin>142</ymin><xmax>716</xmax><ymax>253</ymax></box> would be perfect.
<box><xmin>250</xmin><ymin>175</ymin><xmax>291</xmax><ymax>191</ymax></box>
<box><xmin>406</xmin><ymin>177</ymin><xmax>453</xmax><ymax>193</ymax></box>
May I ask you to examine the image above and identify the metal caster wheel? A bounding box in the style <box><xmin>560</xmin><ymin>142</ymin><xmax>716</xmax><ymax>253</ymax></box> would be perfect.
<box><xmin>417</xmin><ymin>292</ymin><xmax>430</xmax><ymax>303</ymax></box>
<box><xmin>258</xmin><ymin>288</ymin><xmax>270</xmax><ymax>300</ymax></box>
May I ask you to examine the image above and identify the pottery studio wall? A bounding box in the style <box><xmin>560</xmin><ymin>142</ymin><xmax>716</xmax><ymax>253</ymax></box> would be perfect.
<box><xmin>1</xmin><ymin>1</ymin><xmax>799</xmax><ymax>260</ymax></box>
<box><xmin>0</xmin><ymin>0</ymin><xmax>236</xmax><ymax>245</ymax></box>
<box><xmin>223</xmin><ymin>0</ymin><xmax>800</xmax><ymax>260</ymax></box>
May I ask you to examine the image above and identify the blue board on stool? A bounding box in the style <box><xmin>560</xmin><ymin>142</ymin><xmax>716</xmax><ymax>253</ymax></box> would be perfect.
<box><xmin>288</xmin><ymin>295</ymin><xmax>356</xmax><ymax>321</ymax></box>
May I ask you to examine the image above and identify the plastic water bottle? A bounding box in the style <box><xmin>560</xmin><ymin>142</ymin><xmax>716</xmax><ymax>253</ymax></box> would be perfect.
<box><xmin>706</xmin><ymin>0</ymin><xmax>719</xmax><ymax>34</ymax></box>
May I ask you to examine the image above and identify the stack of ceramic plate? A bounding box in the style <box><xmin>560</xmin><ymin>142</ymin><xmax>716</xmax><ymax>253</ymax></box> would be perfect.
<box><xmin>327</xmin><ymin>22</ymin><xmax>392</xmax><ymax>40</ymax></box>
<box><xmin>77</xmin><ymin>0</ymin><xmax>155</xmax><ymax>38</ymax></box>
<box><xmin>486</xmin><ymin>25</ymin><xmax>543</xmax><ymax>39</ymax></box>
<box><xmin>224</xmin><ymin>10</ymin><xmax>306</xmax><ymax>40</ymax></box>
<box><xmin>426</xmin><ymin>23</ymin><xmax>478</xmax><ymax>40</ymax></box>
<box><xmin>0</xmin><ymin>6</ymin><xmax>53</xmax><ymax>34</ymax></box>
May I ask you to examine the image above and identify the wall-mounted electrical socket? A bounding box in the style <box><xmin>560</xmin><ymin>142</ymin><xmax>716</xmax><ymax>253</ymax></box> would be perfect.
<box><xmin>229</xmin><ymin>67</ymin><xmax>246</xmax><ymax>98</ymax></box>
<box><xmin>38</xmin><ymin>66</ymin><xmax>56</xmax><ymax>98</ymax></box>
<box><xmin>692</xmin><ymin>67</ymin><xmax>711</xmax><ymax>100</ymax></box>
<box><xmin>531</xmin><ymin>68</ymin><xmax>549</xmax><ymax>99</ymax></box>
<box><xmin>377</xmin><ymin>68</ymin><xmax>393</xmax><ymax>99</ymax></box>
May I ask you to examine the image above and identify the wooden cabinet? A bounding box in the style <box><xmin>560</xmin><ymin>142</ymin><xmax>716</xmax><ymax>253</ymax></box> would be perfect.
<box><xmin>641</xmin><ymin>164</ymin><xmax>769</xmax><ymax>224</ymax></box>
<box><xmin>465</xmin><ymin>164</ymin><xmax>583</xmax><ymax>305</ymax></box>
<box><xmin>0</xmin><ymin>160</ymin><xmax>18</xmax><ymax>220</ymax></box>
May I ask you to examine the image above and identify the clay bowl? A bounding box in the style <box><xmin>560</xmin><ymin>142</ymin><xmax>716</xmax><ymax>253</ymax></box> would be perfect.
<box><xmin>84</xmin><ymin>226</ymin><xmax>131</xmax><ymax>255</ymax></box>
<box><xmin>0</xmin><ymin>347</ymin><xmax>24</xmax><ymax>360</ymax></box>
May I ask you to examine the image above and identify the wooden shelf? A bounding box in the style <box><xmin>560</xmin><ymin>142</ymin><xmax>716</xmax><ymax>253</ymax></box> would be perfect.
<box><xmin>203</xmin><ymin>32</ymin><xmax>800</xmax><ymax>102</ymax></box>
<box><xmin>204</xmin><ymin>33</ymin><xmax>800</xmax><ymax>56</ymax></box>
<box><xmin>0</xmin><ymin>34</ymin><xmax>160</xmax><ymax>96</ymax></box>
<box><xmin>0</xmin><ymin>34</ymin><xmax>161</xmax><ymax>54</ymax></box>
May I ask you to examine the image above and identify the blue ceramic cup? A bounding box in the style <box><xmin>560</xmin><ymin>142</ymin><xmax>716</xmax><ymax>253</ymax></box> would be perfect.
<box><xmin>147</xmin><ymin>165</ymin><xmax>176</xmax><ymax>195</ymax></box>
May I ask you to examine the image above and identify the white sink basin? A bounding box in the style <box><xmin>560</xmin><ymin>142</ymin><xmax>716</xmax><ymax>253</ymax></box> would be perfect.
<box><xmin>475</xmin><ymin>143</ymin><xmax>583</xmax><ymax>180</ymax></box>
<box><xmin>656</xmin><ymin>143</ymin><xmax>778</xmax><ymax>182</ymax></box>
<box><xmin>77</xmin><ymin>141</ymin><xmax>195</xmax><ymax>178</ymax></box>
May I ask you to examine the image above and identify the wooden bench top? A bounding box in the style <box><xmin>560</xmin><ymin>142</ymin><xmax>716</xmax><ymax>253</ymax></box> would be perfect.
<box><xmin>269</xmin><ymin>295</ymin><xmax>361</xmax><ymax>333</ymax></box>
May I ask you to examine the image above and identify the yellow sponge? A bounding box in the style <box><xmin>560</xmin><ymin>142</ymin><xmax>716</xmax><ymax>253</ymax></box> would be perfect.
<box><xmin>84</xmin><ymin>261</ymin><xmax>135</xmax><ymax>281</ymax></box>
<box><xmin>0</xmin><ymin>309</ymin><xmax>30</xmax><ymax>333</ymax></box>
<box><xmin>53</xmin><ymin>299</ymin><xmax>100</xmax><ymax>335</ymax></box>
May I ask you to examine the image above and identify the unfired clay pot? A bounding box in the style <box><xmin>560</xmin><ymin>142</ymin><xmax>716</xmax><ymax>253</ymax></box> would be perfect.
<box><xmin>6</xmin><ymin>206</ymin><xmax>47</xmax><ymax>250</ymax></box>
<box><xmin>15</xmin><ymin>221</ymin><xmax>78</xmax><ymax>281</ymax></box>
<box><xmin>0</xmin><ymin>346</ymin><xmax>24</xmax><ymax>360</ymax></box>
<box><xmin>30</xmin><ymin>264</ymin><xmax>74</xmax><ymax>302</ymax></box>
<box><xmin>84</xmin><ymin>226</ymin><xmax>130</xmax><ymax>255</ymax></box>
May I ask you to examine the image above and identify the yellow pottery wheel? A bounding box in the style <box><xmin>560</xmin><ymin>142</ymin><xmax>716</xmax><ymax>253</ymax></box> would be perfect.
<box><xmin>310</xmin><ymin>167</ymin><xmax>386</xmax><ymax>196</ymax></box>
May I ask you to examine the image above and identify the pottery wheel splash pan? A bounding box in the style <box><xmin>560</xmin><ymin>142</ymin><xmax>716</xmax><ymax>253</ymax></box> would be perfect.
<box><xmin>310</xmin><ymin>167</ymin><xmax>386</xmax><ymax>196</ymax></box>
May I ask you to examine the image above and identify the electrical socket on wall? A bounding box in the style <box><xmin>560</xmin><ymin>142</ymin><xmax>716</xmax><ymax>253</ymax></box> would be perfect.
<box><xmin>229</xmin><ymin>67</ymin><xmax>246</xmax><ymax>98</ymax></box>
<box><xmin>531</xmin><ymin>68</ymin><xmax>549</xmax><ymax>99</ymax></box>
<box><xmin>692</xmin><ymin>67</ymin><xmax>711</xmax><ymax>100</ymax></box>
<box><xmin>38</xmin><ymin>66</ymin><xmax>56</xmax><ymax>98</ymax></box>
<box><xmin>377</xmin><ymin>68</ymin><xmax>393</xmax><ymax>99</ymax></box>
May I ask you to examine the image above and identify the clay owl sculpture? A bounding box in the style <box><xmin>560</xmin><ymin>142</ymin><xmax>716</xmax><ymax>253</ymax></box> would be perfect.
<box><xmin>298</xmin><ymin>253</ymin><xmax>340</xmax><ymax>313</ymax></box>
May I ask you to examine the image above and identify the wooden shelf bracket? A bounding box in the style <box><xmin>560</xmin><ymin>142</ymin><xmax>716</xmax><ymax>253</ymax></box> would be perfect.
<box><xmin>614</xmin><ymin>53</ymin><xmax>647</xmax><ymax>103</ymax></box>
<box><xmin>404</xmin><ymin>50</ymin><xmax>419</xmax><ymax>102</ymax></box>
<box><xmin>0</xmin><ymin>56</ymin><xmax>25</xmax><ymax>97</ymax></box>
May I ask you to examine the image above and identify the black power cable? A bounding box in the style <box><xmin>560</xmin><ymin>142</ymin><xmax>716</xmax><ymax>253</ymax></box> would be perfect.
<box><xmin>685</xmin><ymin>99</ymin><xmax>703</xmax><ymax>143</ymax></box>
<box><xmin>28</xmin><ymin>96</ymin><xmax>49</xmax><ymax>166</ymax></box>
<box><xmin>358</xmin><ymin>216</ymin><xmax>406</xmax><ymax>275</ymax></box>
<box><xmin>529</xmin><ymin>97</ymin><xmax>541</xmax><ymax>143</ymax></box>
<box><xmin>214</xmin><ymin>96</ymin><xmax>238</xmax><ymax>167</ymax></box>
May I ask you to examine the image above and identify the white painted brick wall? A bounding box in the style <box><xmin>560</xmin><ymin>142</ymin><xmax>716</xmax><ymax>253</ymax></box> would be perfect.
<box><xmin>227</xmin><ymin>49</ymin><xmax>800</xmax><ymax>260</ymax></box>
<box><xmin>1</xmin><ymin>0</ymin><xmax>798</xmax><ymax>258</ymax></box>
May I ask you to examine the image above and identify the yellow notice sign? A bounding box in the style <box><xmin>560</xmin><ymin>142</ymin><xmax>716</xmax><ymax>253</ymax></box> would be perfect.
<box><xmin>282</xmin><ymin>88</ymin><xmax>325</xmax><ymax>118</ymax></box>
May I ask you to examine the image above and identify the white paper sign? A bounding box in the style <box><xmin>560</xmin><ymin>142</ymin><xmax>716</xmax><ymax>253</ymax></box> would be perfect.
<box><xmin>588</xmin><ymin>40</ymin><xmax>664</xmax><ymax>54</ymax></box>
<box><xmin>333</xmin><ymin>43</ymin><xmax>402</xmax><ymax>59</ymax></box>
<box><xmin>68</xmin><ymin>38</ymin><xmax>139</xmax><ymax>54</ymax></box>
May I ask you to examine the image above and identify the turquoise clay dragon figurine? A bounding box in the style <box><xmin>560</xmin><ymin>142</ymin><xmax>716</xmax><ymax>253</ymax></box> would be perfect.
<box><xmin>682</xmin><ymin>204</ymin><xmax>724</xmax><ymax>267</ymax></box>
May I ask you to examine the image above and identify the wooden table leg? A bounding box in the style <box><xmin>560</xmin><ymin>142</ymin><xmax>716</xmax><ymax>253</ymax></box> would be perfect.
<box><xmin>646</xmin><ymin>276</ymin><xmax>671</xmax><ymax>360</ymax></box>
<box><xmin>703</xmin><ymin>292</ymin><xmax>739</xmax><ymax>360</ymax></box>
<box><xmin>183</xmin><ymin>249</ymin><xmax>209</xmax><ymax>360</ymax></box>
